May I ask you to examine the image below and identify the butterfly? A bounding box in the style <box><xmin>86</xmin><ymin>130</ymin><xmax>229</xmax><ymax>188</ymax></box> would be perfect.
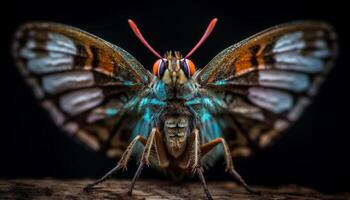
<box><xmin>12</xmin><ymin>18</ymin><xmax>337</xmax><ymax>199</ymax></box>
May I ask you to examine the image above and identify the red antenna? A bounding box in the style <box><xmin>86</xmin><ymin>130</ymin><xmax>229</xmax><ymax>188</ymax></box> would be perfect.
<box><xmin>128</xmin><ymin>19</ymin><xmax>162</xmax><ymax>58</ymax></box>
<box><xmin>185</xmin><ymin>18</ymin><xmax>218</xmax><ymax>58</ymax></box>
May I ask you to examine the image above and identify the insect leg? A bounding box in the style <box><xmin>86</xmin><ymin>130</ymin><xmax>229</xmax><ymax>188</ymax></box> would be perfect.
<box><xmin>83</xmin><ymin>135</ymin><xmax>147</xmax><ymax>191</ymax></box>
<box><xmin>197</xmin><ymin>168</ymin><xmax>213</xmax><ymax>200</ymax></box>
<box><xmin>127</xmin><ymin>159</ymin><xmax>144</xmax><ymax>195</ymax></box>
<box><xmin>128</xmin><ymin>128</ymin><xmax>157</xmax><ymax>195</ymax></box>
<box><xmin>192</xmin><ymin>129</ymin><xmax>213</xmax><ymax>200</ymax></box>
<box><xmin>201</xmin><ymin>138</ymin><xmax>260</xmax><ymax>194</ymax></box>
<box><xmin>201</xmin><ymin>138</ymin><xmax>233</xmax><ymax>172</ymax></box>
<box><xmin>154</xmin><ymin>128</ymin><xmax>170</xmax><ymax>167</ymax></box>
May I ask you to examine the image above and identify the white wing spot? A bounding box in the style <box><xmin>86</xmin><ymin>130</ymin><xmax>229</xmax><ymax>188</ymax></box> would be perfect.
<box><xmin>275</xmin><ymin>53</ymin><xmax>324</xmax><ymax>73</ymax></box>
<box><xmin>19</xmin><ymin>33</ymin><xmax>78</xmax><ymax>74</ymax></box>
<box><xmin>248</xmin><ymin>87</ymin><xmax>293</xmax><ymax>113</ymax></box>
<box><xmin>273</xmin><ymin>32</ymin><xmax>305</xmax><ymax>53</ymax></box>
<box><xmin>60</xmin><ymin>88</ymin><xmax>104</xmax><ymax>116</ymax></box>
<box><xmin>42</xmin><ymin>71</ymin><xmax>95</xmax><ymax>94</ymax></box>
<box><xmin>259</xmin><ymin>70</ymin><xmax>310</xmax><ymax>92</ymax></box>
<box><xmin>48</xmin><ymin>33</ymin><xmax>77</xmax><ymax>54</ymax></box>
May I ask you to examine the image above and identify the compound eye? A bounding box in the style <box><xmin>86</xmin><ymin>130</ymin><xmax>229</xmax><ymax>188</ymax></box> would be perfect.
<box><xmin>182</xmin><ymin>59</ymin><xmax>196</xmax><ymax>77</ymax></box>
<box><xmin>153</xmin><ymin>59</ymin><xmax>166</xmax><ymax>77</ymax></box>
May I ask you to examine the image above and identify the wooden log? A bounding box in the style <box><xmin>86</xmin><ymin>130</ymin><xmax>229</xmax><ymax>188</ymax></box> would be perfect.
<box><xmin>0</xmin><ymin>179</ymin><xmax>348</xmax><ymax>200</ymax></box>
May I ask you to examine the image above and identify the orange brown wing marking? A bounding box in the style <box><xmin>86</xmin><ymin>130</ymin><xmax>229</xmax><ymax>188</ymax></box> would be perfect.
<box><xmin>234</xmin><ymin>44</ymin><xmax>265</xmax><ymax>75</ymax></box>
<box><xmin>234</xmin><ymin>54</ymin><xmax>255</xmax><ymax>75</ymax></box>
<box><xmin>199</xmin><ymin>21</ymin><xmax>337</xmax><ymax>85</ymax></box>
<box><xmin>206</xmin><ymin>45</ymin><xmax>264</xmax><ymax>83</ymax></box>
<box><xmin>28</xmin><ymin>22</ymin><xmax>152</xmax><ymax>83</ymax></box>
<box><xmin>84</xmin><ymin>45</ymin><xmax>94</xmax><ymax>68</ymax></box>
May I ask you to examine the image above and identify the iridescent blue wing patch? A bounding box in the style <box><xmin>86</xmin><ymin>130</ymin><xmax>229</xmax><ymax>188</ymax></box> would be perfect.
<box><xmin>12</xmin><ymin>22</ymin><xmax>155</xmax><ymax>158</ymax></box>
<box><xmin>195</xmin><ymin>21</ymin><xmax>338</xmax><ymax>157</ymax></box>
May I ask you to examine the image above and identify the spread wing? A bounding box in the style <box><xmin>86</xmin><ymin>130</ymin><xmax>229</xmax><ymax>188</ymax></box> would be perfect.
<box><xmin>194</xmin><ymin>21</ymin><xmax>338</xmax><ymax>158</ymax></box>
<box><xmin>12</xmin><ymin>22</ymin><xmax>155</xmax><ymax>158</ymax></box>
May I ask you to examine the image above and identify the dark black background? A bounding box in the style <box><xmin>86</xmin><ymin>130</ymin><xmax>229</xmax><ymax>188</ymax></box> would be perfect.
<box><xmin>1</xmin><ymin>0</ymin><xmax>349</xmax><ymax>194</ymax></box>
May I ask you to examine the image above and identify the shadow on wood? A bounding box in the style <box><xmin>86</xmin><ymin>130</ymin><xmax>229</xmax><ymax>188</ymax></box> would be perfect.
<box><xmin>0</xmin><ymin>179</ymin><xmax>349</xmax><ymax>200</ymax></box>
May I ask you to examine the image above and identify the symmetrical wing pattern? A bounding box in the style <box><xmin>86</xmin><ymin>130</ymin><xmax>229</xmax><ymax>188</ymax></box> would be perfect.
<box><xmin>12</xmin><ymin>20</ymin><xmax>338</xmax><ymax>161</ymax></box>
<box><xmin>12</xmin><ymin>22</ymin><xmax>154</xmax><ymax>158</ymax></box>
<box><xmin>195</xmin><ymin>21</ymin><xmax>337</xmax><ymax>157</ymax></box>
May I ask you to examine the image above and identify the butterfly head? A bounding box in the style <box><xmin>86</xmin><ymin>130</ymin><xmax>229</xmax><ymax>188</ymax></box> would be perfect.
<box><xmin>152</xmin><ymin>51</ymin><xmax>196</xmax><ymax>86</ymax></box>
<box><xmin>128</xmin><ymin>18</ymin><xmax>217</xmax><ymax>85</ymax></box>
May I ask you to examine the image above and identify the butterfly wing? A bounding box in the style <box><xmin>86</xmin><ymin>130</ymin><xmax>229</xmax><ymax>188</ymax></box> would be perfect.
<box><xmin>195</xmin><ymin>21</ymin><xmax>338</xmax><ymax>157</ymax></box>
<box><xmin>12</xmin><ymin>22</ymin><xmax>154</xmax><ymax>158</ymax></box>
